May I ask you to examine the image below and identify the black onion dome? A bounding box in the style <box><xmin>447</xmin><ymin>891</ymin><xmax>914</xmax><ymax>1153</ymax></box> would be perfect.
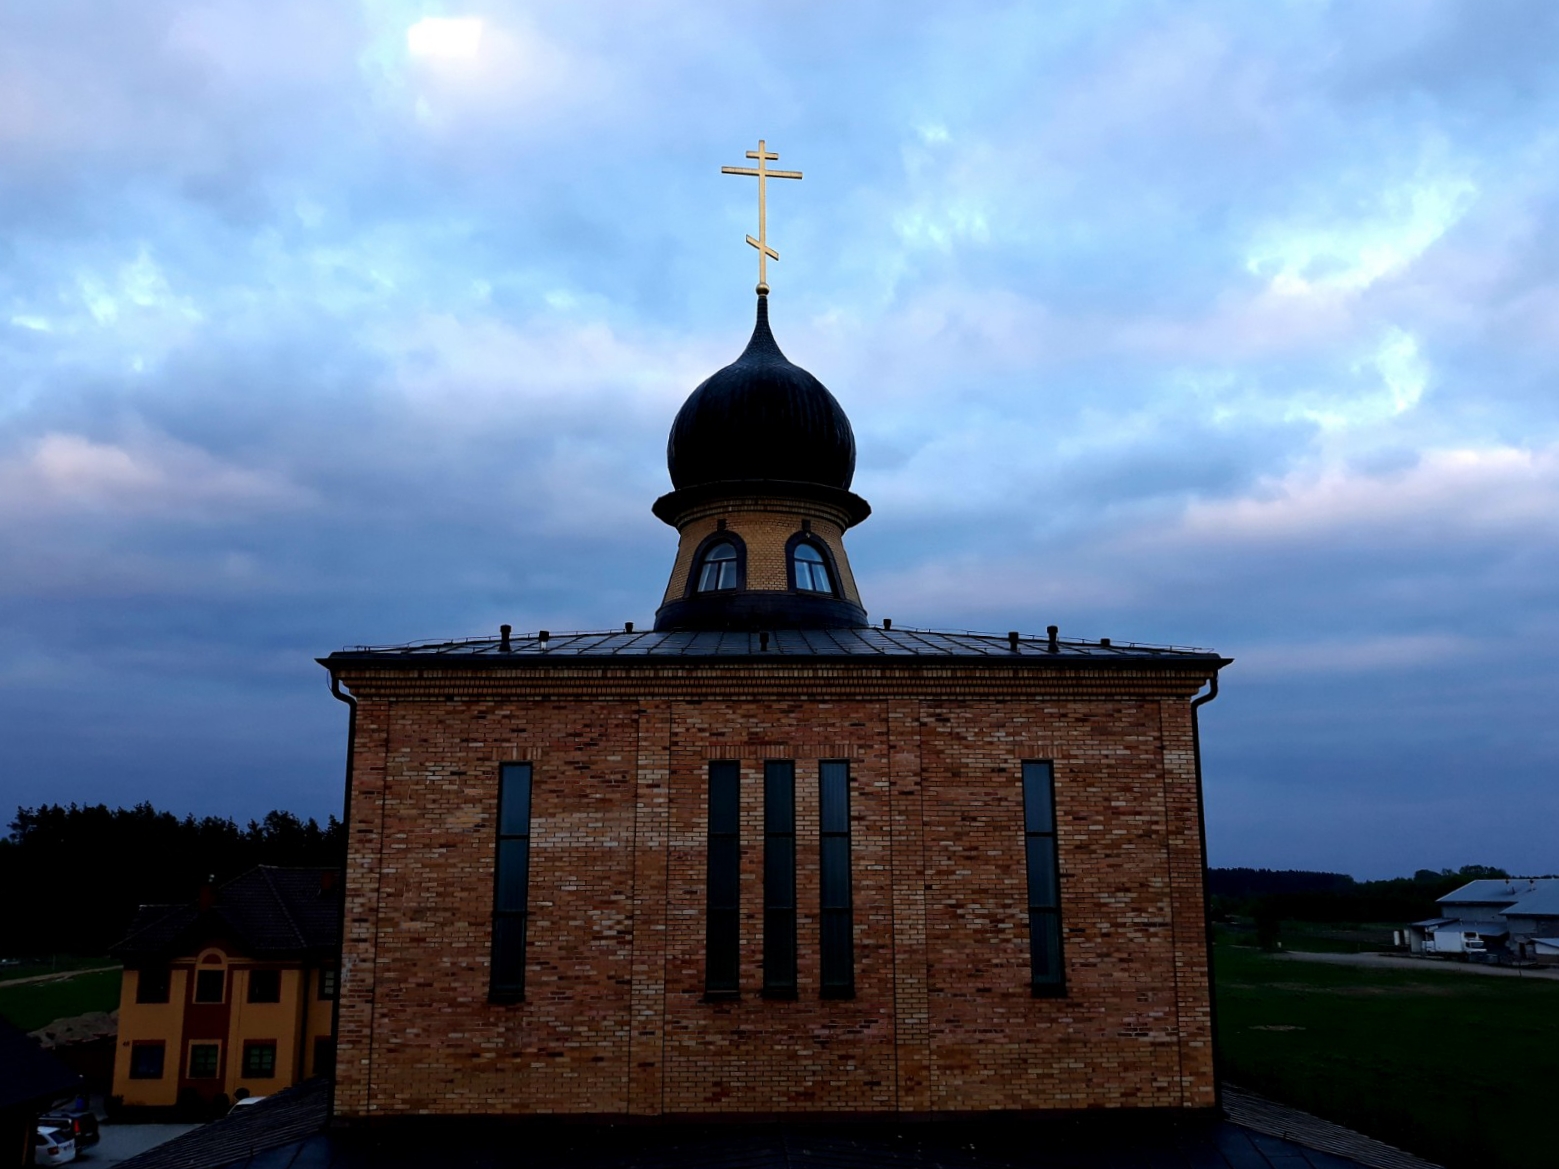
<box><xmin>667</xmin><ymin>297</ymin><xmax>855</xmax><ymax>490</ymax></box>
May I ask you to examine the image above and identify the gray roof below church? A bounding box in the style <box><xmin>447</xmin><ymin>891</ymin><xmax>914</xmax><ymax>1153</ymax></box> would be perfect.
<box><xmin>323</xmin><ymin>626</ymin><xmax>1227</xmax><ymax>670</ymax></box>
<box><xmin>110</xmin><ymin>1077</ymin><xmax>1428</xmax><ymax>1169</ymax></box>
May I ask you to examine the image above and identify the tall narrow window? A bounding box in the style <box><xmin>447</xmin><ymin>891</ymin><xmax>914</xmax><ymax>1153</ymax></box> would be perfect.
<box><xmin>491</xmin><ymin>762</ymin><xmax>533</xmax><ymax>1001</ymax></box>
<box><xmin>763</xmin><ymin>760</ymin><xmax>797</xmax><ymax>998</ymax></box>
<box><xmin>705</xmin><ymin>760</ymin><xmax>741</xmax><ymax>998</ymax></box>
<box><xmin>1022</xmin><ymin>760</ymin><xmax>1065</xmax><ymax>996</ymax></box>
<box><xmin>819</xmin><ymin>760</ymin><xmax>854</xmax><ymax>998</ymax></box>
<box><xmin>696</xmin><ymin>540</ymin><xmax>739</xmax><ymax>591</ymax></box>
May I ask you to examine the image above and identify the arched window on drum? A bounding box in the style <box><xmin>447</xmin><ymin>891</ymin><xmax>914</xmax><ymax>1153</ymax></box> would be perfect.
<box><xmin>792</xmin><ymin>542</ymin><xmax>834</xmax><ymax>594</ymax></box>
<box><xmin>696</xmin><ymin>540</ymin><xmax>740</xmax><ymax>592</ymax></box>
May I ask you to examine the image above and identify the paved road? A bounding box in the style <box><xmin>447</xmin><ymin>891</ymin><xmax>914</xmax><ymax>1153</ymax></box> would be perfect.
<box><xmin>1277</xmin><ymin>949</ymin><xmax>1559</xmax><ymax>980</ymax></box>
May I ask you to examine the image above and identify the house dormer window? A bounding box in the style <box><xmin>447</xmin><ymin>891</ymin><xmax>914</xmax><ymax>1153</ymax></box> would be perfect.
<box><xmin>792</xmin><ymin>542</ymin><xmax>833</xmax><ymax>593</ymax></box>
<box><xmin>696</xmin><ymin>540</ymin><xmax>739</xmax><ymax>592</ymax></box>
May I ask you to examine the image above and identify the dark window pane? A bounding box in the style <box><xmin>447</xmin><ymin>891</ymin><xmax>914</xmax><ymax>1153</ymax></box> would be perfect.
<box><xmin>136</xmin><ymin>968</ymin><xmax>170</xmax><ymax>1004</ymax></box>
<box><xmin>821</xmin><ymin>912</ymin><xmax>853</xmax><ymax>990</ymax></box>
<box><xmin>706</xmin><ymin>910</ymin><xmax>739</xmax><ymax>991</ymax></box>
<box><xmin>708</xmin><ymin>761</ymin><xmax>739</xmax><ymax>831</ymax></box>
<box><xmin>496</xmin><ymin>839</ymin><xmax>530</xmax><ymax>912</ymax></box>
<box><xmin>129</xmin><ymin>1043</ymin><xmax>165</xmax><ymax>1079</ymax></box>
<box><xmin>194</xmin><ymin>969</ymin><xmax>224</xmax><ymax>1003</ymax></box>
<box><xmin>242</xmin><ymin>1042</ymin><xmax>277</xmax><ymax>1078</ymax></box>
<box><xmin>706</xmin><ymin>541</ymin><xmax>736</xmax><ymax>560</ymax></box>
<box><xmin>247</xmin><ymin>969</ymin><xmax>281</xmax><ymax>1003</ymax></box>
<box><xmin>763</xmin><ymin>761</ymin><xmax>794</xmax><ymax>833</ymax></box>
<box><xmin>764</xmin><ymin>759</ymin><xmax>797</xmax><ymax>994</ymax></box>
<box><xmin>1025</xmin><ymin>837</ymin><xmax>1058</xmax><ymax>909</ymax></box>
<box><xmin>318</xmin><ymin>969</ymin><xmax>338</xmax><ymax>1001</ymax></box>
<box><xmin>764</xmin><ymin>911</ymin><xmax>796</xmax><ymax>990</ymax></box>
<box><xmin>819</xmin><ymin>761</ymin><xmax>849</xmax><ymax>832</ymax></box>
<box><xmin>313</xmin><ymin>1037</ymin><xmax>336</xmax><ymax>1077</ymax></box>
<box><xmin>794</xmin><ymin>544</ymin><xmax>823</xmax><ymax>562</ymax></box>
<box><xmin>821</xmin><ymin>837</ymin><xmax>852</xmax><ymax>907</ymax></box>
<box><xmin>764</xmin><ymin>838</ymin><xmax>795</xmax><ymax>909</ymax></box>
<box><xmin>499</xmin><ymin>763</ymin><xmax>532</xmax><ymax>836</ymax></box>
<box><xmin>1030</xmin><ymin>910</ymin><xmax>1063</xmax><ymax>984</ymax></box>
<box><xmin>706</xmin><ymin>761</ymin><xmax>742</xmax><ymax>995</ymax></box>
<box><xmin>1022</xmin><ymin>761</ymin><xmax>1054</xmax><ymax>833</ymax></box>
<box><xmin>492</xmin><ymin>914</ymin><xmax>528</xmax><ymax>993</ymax></box>
<box><xmin>493</xmin><ymin>762</ymin><xmax>534</xmax><ymax>998</ymax></box>
<box><xmin>708</xmin><ymin>837</ymin><xmax>740</xmax><ymax>908</ymax></box>
<box><xmin>187</xmin><ymin>1044</ymin><xmax>220</xmax><ymax>1079</ymax></box>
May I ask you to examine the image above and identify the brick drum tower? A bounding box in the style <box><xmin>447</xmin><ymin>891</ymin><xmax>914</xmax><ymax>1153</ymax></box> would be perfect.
<box><xmin>321</xmin><ymin>161</ymin><xmax>1229</xmax><ymax>1121</ymax></box>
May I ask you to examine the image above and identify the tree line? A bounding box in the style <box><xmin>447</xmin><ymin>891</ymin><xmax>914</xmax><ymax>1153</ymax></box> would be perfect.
<box><xmin>1208</xmin><ymin>863</ymin><xmax>1517</xmax><ymax>929</ymax></box>
<box><xmin>0</xmin><ymin>802</ymin><xmax>345</xmax><ymax>958</ymax></box>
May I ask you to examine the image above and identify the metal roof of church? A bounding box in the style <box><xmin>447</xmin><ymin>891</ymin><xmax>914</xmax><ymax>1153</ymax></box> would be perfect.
<box><xmin>323</xmin><ymin>626</ymin><xmax>1227</xmax><ymax>668</ymax></box>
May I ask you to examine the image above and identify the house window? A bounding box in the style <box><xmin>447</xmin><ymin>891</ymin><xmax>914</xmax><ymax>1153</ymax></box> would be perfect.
<box><xmin>313</xmin><ymin>1037</ymin><xmax>336</xmax><ymax>1077</ymax></box>
<box><xmin>819</xmin><ymin>760</ymin><xmax>854</xmax><ymax>998</ymax></box>
<box><xmin>241</xmin><ymin>1041</ymin><xmax>277</xmax><ymax>1079</ymax></box>
<box><xmin>193</xmin><ymin>968</ymin><xmax>225</xmax><ymax>1003</ymax></box>
<box><xmin>705</xmin><ymin>760</ymin><xmax>741</xmax><ymax>998</ymax></box>
<box><xmin>186</xmin><ymin>1043</ymin><xmax>221</xmax><ymax>1079</ymax></box>
<box><xmin>247</xmin><ymin>969</ymin><xmax>281</xmax><ymax>1003</ymax></box>
<box><xmin>317</xmin><ymin>969</ymin><xmax>338</xmax><ymax>1001</ymax></box>
<box><xmin>696</xmin><ymin>540</ymin><xmax>739</xmax><ymax>592</ymax></box>
<box><xmin>491</xmin><ymin>761</ymin><xmax>533</xmax><ymax>1001</ymax></box>
<box><xmin>136</xmin><ymin>967</ymin><xmax>171</xmax><ymax>1004</ymax></box>
<box><xmin>1022</xmin><ymin>760</ymin><xmax>1065</xmax><ymax>996</ymax></box>
<box><xmin>792</xmin><ymin>542</ymin><xmax>833</xmax><ymax>593</ymax></box>
<box><xmin>129</xmin><ymin>1041</ymin><xmax>165</xmax><ymax>1079</ymax></box>
<box><xmin>763</xmin><ymin>760</ymin><xmax>797</xmax><ymax>998</ymax></box>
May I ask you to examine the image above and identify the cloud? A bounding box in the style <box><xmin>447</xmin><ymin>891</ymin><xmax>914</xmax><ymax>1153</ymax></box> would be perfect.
<box><xmin>3</xmin><ymin>0</ymin><xmax>1559</xmax><ymax>877</ymax></box>
<box><xmin>0</xmin><ymin>430</ymin><xmax>310</xmax><ymax>520</ymax></box>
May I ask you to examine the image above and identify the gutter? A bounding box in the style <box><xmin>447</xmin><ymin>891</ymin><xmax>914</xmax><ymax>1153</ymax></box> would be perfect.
<box><xmin>1190</xmin><ymin>673</ymin><xmax>1223</xmax><ymax>1115</ymax></box>
<box><xmin>325</xmin><ymin>672</ymin><xmax>356</xmax><ymax>1124</ymax></box>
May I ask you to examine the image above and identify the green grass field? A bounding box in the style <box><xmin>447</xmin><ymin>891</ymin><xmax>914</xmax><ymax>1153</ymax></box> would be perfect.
<box><xmin>1216</xmin><ymin>942</ymin><xmax>1559</xmax><ymax>1169</ymax></box>
<box><xmin>0</xmin><ymin>967</ymin><xmax>120</xmax><ymax>1032</ymax></box>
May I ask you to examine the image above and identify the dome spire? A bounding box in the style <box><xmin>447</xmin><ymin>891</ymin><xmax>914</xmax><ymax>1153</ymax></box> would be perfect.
<box><xmin>720</xmin><ymin>138</ymin><xmax>803</xmax><ymax>295</ymax></box>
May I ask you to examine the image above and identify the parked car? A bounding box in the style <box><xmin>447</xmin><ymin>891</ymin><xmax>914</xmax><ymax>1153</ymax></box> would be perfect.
<box><xmin>33</xmin><ymin>1124</ymin><xmax>75</xmax><ymax>1166</ymax></box>
<box><xmin>40</xmin><ymin>1108</ymin><xmax>98</xmax><ymax>1150</ymax></box>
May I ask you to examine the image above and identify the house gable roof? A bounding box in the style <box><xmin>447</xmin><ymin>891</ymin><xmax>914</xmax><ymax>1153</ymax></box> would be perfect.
<box><xmin>111</xmin><ymin>866</ymin><xmax>340</xmax><ymax>962</ymax></box>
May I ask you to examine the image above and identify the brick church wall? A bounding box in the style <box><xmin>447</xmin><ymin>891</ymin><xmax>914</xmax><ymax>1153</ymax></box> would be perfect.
<box><xmin>330</xmin><ymin>663</ymin><xmax>1216</xmax><ymax>1119</ymax></box>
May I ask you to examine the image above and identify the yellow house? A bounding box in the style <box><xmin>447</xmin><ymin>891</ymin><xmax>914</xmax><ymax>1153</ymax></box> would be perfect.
<box><xmin>109</xmin><ymin>867</ymin><xmax>339</xmax><ymax>1110</ymax></box>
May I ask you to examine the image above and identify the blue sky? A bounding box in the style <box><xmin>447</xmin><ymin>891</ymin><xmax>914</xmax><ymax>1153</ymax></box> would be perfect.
<box><xmin>3</xmin><ymin>1</ymin><xmax>1557</xmax><ymax>879</ymax></box>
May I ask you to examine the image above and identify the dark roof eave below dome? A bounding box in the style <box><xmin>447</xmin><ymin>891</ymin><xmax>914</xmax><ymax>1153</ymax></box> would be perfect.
<box><xmin>653</xmin><ymin>479</ymin><xmax>872</xmax><ymax>528</ymax></box>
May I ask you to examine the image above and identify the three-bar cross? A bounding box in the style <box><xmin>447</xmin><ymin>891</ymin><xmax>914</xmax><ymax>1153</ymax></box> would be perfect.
<box><xmin>721</xmin><ymin>139</ymin><xmax>802</xmax><ymax>294</ymax></box>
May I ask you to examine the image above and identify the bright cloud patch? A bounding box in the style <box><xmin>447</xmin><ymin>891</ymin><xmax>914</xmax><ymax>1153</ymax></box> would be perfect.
<box><xmin>1176</xmin><ymin>445</ymin><xmax>1559</xmax><ymax>545</ymax></box>
<box><xmin>1246</xmin><ymin>173</ymin><xmax>1478</xmax><ymax>296</ymax></box>
<box><xmin>0</xmin><ymin>433</ymin><xmax>309</xmax><ymax>519</ymax></box>
<box><xmin>406</xmin><ymin>17</ymin><xmax>483</xmax><ymax>60</ymax></box>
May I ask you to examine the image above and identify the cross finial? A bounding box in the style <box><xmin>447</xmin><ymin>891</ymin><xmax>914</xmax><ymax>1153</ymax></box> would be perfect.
<box><xmin>721</xmin><ymin>138</ymin><xmax>803</xmax><ymax>295</ymax></box>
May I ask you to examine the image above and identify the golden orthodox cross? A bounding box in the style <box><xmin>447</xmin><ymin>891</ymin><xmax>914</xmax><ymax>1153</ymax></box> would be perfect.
<box><xmin>721</xmin><ymin>139</ymin><xmax>802</xmax><ymax>294</ymax></box>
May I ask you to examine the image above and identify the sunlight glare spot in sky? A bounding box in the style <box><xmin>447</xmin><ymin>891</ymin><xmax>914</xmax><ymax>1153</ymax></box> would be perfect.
<box><xmin>406</xmin><ymin>17</ymin><xmax>483</xmax><ymax>61</ymax></box>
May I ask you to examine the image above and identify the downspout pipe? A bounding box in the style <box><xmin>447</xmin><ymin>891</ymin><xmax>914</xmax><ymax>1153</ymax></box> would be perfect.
<box><xmin>326</xmin><ymin>672</ymin><xmax>356</xmax><ymax>1124</ymax></box>
<box><xmin>1190</xmin><ymin>672</ymin><xmax>1222</xmax><ymax>1115</ymax></box>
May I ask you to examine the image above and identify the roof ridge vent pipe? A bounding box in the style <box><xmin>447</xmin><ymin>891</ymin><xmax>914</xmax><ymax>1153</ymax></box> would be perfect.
<box><xmin>1047</xmin><ymin>625</ymin><xmax>1059</xmax><ymax>654</ymax></box>
<box><xmin>500</xmin><ymin>624</ymin><xmax>512</xmax><ymax>653</ymax></box>
<box><xmin>1008</xmin><ymin>631</ymin><xmax>1020</xmax><ymax>652</ymax></box>
<box><xmin>538</xmin><ymin>630</ymin><xmax>550</xmax><ymax>648</ymax></box>
<box><xmin>759</xmin><ymin>631</ymin><xmax>770</xmax><ymax>651</ymax></box>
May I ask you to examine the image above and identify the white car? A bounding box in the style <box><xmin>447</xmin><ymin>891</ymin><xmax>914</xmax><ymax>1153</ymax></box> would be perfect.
<box><xmin>33</xmin><ymin>1124</ymin><xmax>75</xmax><ymax>1166</ymax></box>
